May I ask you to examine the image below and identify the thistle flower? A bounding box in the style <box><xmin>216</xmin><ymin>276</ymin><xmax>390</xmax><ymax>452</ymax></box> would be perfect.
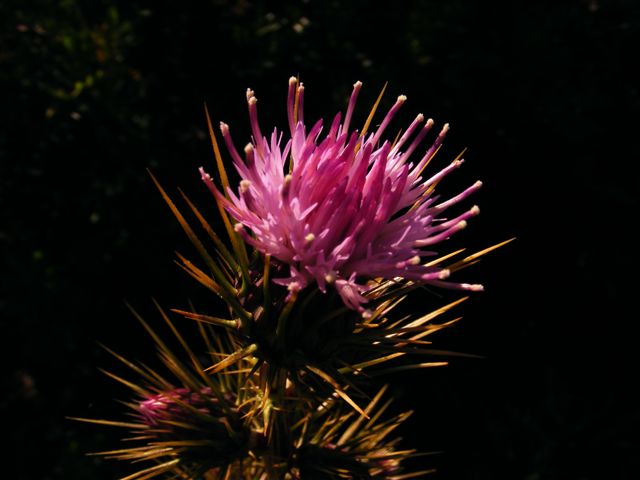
<box><xmin>75</xmin><ymin>76</ymin><xmax>511</xmax><ymax>479</ymax></box>
<box><xmin>71</xmin><ymin>305</ymin><xmax>257</xmax><ymax>479</ymax></box>
<box><xmin>149</xmin><ymin>76</ymin><xmax>511</xmax><ymax>416</ymax></box>
<box><xmin>202</xmin><ymin>77</ymin><xmax>483</xmax><ymax>312</ymax></box>
<box><xmin>137</xmin><ymin>386</ymin><xmax>215</xmax><ymax>426</ymax></box>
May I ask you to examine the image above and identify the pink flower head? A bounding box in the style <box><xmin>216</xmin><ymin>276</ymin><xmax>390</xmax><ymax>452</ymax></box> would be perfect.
<box><xmin>201</xmin><ymin>77</ymin><xmax>483</xmax><ymax>312</ymax></box>
<box><xmin>138</xmin><ymin>387</ymin><xmax>214</xmax><ymax>426</ymax></box>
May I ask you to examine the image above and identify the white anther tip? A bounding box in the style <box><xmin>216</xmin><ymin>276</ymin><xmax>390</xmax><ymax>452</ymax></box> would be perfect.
<box><xmin>409</xmin><ymin>255</ymin><xmax>421</xmax><ymax>265</ymax></box>
<box><xmin>240</xmin><ymin>179</ymin><xmax>251</xmax><ymax>193</ymax></box>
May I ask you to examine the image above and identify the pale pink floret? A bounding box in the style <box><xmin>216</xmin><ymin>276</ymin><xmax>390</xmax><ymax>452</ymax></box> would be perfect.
<box><xmin>201</xmin><ymin>77</ymin><xmax>483</xmax><ymax>312</ymax></box>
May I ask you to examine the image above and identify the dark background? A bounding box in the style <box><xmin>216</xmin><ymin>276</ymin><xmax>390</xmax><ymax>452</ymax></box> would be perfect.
<box><xmin>2</xmin><ymin>0</ymin><xmax>638</xmax><ymax>479</ymax></box>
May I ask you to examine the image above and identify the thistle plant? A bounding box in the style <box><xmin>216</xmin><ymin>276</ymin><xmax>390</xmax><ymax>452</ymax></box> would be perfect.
<box><xmin>75</xmin><ymin>77</ymin><xmax>510</xmax><ymax>479</ymax></box>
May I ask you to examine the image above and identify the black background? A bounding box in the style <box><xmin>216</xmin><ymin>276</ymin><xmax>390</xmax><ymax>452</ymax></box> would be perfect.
<box><xmin>2</xmin><ymin>0</ymin><xmax>639</xmax><ymax>479</ymax></box>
